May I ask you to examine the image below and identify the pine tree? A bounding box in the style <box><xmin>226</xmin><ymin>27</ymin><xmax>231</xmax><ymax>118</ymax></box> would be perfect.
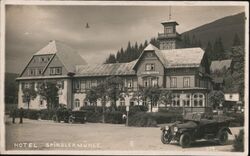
<box><xmin>105</xmin><ymin>54</ymin><xmax>116</xmax><ymax>64</ymax></box>
<box><xmin>205</xmin><ymin>41</ymin><xmax>213</xmax><ymax>64</ymax></box>
<box><xmin>213</xmin><ymin>37</ymin><xmax>225</xmax><ymax>60</ymax></box>
<box><xmin>233</xmin><ymin>33</ymin><xmax>241</xmax><ymax>46</ymax></box>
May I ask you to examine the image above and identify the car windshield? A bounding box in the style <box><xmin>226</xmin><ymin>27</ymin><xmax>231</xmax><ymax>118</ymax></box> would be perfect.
<box><xmin>184</xmin><ymin>113</ymin><xmax>202</xmax><ymax>121</ymax></box>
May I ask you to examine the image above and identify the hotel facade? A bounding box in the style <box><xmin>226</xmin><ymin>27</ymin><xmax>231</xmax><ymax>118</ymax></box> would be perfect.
<box><xmin>16</xmin><ymin>20</ymin><xmax>213</xmax><ymax>112</ymax></box>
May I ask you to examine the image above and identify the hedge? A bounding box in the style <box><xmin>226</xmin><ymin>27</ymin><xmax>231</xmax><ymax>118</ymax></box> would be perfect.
<box><xmin>233</xmin><ymin>129</ymin><xmax>244</xmax><ymax>152</ymax></box>
<box><xmin>128</xmin><ymin>112</ymin><xmax>157</xmax><ymax>127</ymax></box>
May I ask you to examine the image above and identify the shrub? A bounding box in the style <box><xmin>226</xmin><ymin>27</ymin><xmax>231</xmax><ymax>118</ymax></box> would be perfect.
<box><xmin>150</xmin><ymin>112</ymin><xmax>183</xmax><ymax>124</ymax></box>
<box><xmin>233</xmin><ymin>129</ymin><xmax>244</xmax><ymax>152</ymax></box>
<box><xmin>39</xmin><ymin>109</ymin><xmax>55</xmax><ymax>120</ymax></box>
<box><xmin>128</xmin><ymin>112</ymin><xmax>157</xmax><ymax>127</ymax></box>
<box><xmin>85</xmin><ymin>111</ymin><xmax>103</xmax><ymax>123</ymax></box>
<box><xmin>226</xmin><ymin>113</ymin><xmax>244</xmax><ymax>127</ymax></box>
<box><xmin>55</xmin><ymin>108</ymin><xmax>71</xmax><ymax>122</ymax></box>
<box><xmin>27</xmin><ymin>110</ymin><xmax>40</xmax><ymax>120</ymax></box>
<box><xmin>105</xmin><ymin>111</ymin><xmax>124</xmax><ymax>124</ymax></box>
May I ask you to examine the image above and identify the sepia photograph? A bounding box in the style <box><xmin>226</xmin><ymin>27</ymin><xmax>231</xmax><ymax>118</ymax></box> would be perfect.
<box><xmin>0</xmin><ymin>1</ymin><xmax>249</xmax><ymax>155</ymax></box>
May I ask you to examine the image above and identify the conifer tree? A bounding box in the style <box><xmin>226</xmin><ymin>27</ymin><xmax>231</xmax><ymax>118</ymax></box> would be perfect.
<box><xmin>233</xmin><ymin>33</ymin><xmax>241</xmax><ymax>46</ymax></box>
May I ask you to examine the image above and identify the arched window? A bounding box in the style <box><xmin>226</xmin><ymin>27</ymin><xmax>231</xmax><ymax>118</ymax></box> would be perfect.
<box><xmin>183</xmin><ymin>94</ymin><xmax>191</xmax><ymax>107</ymax></box>
<box><xmin>120</xmin><ymin>98</ymin><xmax>125</xmax><ymax>106</ymax></box>
<box><xmin>193</xmin><ymin>93</ymin><xmax>205</xmax><ymax>107</ymax></box>
<box><xmin>74</xmin><ymin>99</ymin><xmax>80</xmax><ymax>109</ymax></box>
<box><xmin>172</xmin><ymin>94</ymin><xmax>180</xmax><ymax>107</ymax></box>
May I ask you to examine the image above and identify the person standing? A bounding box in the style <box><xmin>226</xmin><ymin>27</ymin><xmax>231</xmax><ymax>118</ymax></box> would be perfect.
<box><xmin>12</xmin><ymin>108</ymin><xmax>17</xmax><ymax>124</ymax></box>
<box><xmin>19</xmin><ymin>107</ymin><xmax>24</xmax><ymax>124</ymax></box>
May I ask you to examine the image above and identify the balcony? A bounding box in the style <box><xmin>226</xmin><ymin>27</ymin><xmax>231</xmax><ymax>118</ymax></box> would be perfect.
<box><xmin>157</xmin><ymin>32</ymin><xmax>180</xmax><ymax>39</ymax></box>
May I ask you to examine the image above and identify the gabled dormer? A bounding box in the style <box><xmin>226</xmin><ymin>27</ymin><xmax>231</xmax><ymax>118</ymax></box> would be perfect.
<box><xmin>19</xmin><ymin>40</ymin><xmax>87</xmax><ymax>77</ymax></box>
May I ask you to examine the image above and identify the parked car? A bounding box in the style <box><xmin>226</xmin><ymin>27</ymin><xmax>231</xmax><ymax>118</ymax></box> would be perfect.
<box><xmin>52</xmin><ymin>107</ymin><xmax>87</xmax><ymax>124</ymax></box>
<box><xmin>160</xmin><ymin>113</ymin><xmax>232</xmax><ymax>148</ymax></box>
<box><xmin>68</xmin><ymin>110</ymin><xmax>87</xmax><ymax>124</ymax></box>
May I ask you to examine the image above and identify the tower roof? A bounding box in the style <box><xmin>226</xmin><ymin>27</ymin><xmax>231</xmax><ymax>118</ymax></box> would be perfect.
<box><xmin>161</xmin><ymin>20</ymin><xmax>179</xmax><ymax>26</ymax></box>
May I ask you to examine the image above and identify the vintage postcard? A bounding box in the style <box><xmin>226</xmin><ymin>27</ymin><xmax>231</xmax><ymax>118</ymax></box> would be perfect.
<box><xmin>0</xmin><ymin>1</ymin><xmax>249</xmax><ymax>155</ymax></box>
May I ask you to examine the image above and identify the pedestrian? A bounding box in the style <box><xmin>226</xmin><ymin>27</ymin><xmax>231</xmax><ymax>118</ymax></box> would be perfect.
<box><xmin>122</xmin><ymin>113</ymin><xmax>127</xmax><ymax>123</ymax></box>
<box><xmin>19</xmin><ymin>107</ymin><xmax>24</xmax><ymax>124</ymax></box>
<box><xmin>12</xmin><ymin>108</ymin><xmax>17</xmax><ymax>124</ymax></box>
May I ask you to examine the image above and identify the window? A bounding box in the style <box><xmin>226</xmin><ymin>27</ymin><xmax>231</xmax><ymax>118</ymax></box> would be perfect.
<box><xmin>130</xmin><ymin>99</ymin><xmax>134</xmax><ymax>106</ymax></box>
<box><xmin>142</xmin><ymin>99</ymin><xmax>147</xmax><ymax>106</ymax></box>
<box><xmin>229</xmin><ymin>94</ymin><xmax>233</xmax><ymax>99</ymax></box>
<box><xmin>193</xmin><ymin>93</ymin><xmax>205</xmax><ymax>107</ymax></box>
<box><xmin>143</xmin><ymin>79</ymin><xmax>148</xmax><ymax>87</ymax></box>
<box><xmin>172</xmin><ymin>94</ymin><xmax>180</xmax><ymax>107</ymax></box>
<box><xmin>39</xmin><ymin>99</ymin><xmax>43</xmax><ymax>107</ymax></box>
<box><xmin>28</xmin><ymin>69</ymin><xmax>36</xmax><ymax>76</ymax></box>
<box><xmin>145</xmin><ymin>63</ymin><xmax>155</xmax><ymax>71</ymax></box>
<box><xmin>170</xmin><ymin>77</ymin><xmax>177</xmax><ymax>88</ymax></box>
<box><xmin>183</xmin><ymin>77</ymin><xmax>190</xmax><ymax>88</ymax></box>
<box><xmin>127</xmin><ymin>79</ymin><xmax>133</xmax><ymax>88</ymax></box>
<box><xmin>50</xmin><ymin>67</ymin><xmax>62</xmax><ymax>75</ymax></box>
<box><xmin>80</xmin><ymin>80</ymin><xmax>86</xmax><ymax>91</ymax></box>
<box><xmin>143</xmin><ymin>77</ymin><xmax>158</xmax><ymax>87</ymax></box>
<box><xmin>91</xmin><ymin>80</ymin><xmax>97</xmax><ymax>87</ymax></box>
<box><xmin>120</xmin><ymin>98</ymin><xmax>125</xmax><ymax>106</ymax></box>
<box><xmin>183</xmin><ymin>94</ymin><xmax>191</xmax><ymax>107</ymax></box>
<box><xmin>74</xmin><ymin>80</ymin><xmax>80</xmax><ymax>91</ymax></box>
<box><xmin>57</xmin><ymin>81</ymin><xmax>64</xmax><ymax>89</ymax></box>
<box><xmin>86</xmin><ymin>81</ymin><xmax>91</xmax><ymax>89</ymax></box>
<box><xmin>24</xmin><ymin>82</ymin><xmax>30</xmax><ymax>89</ymax></box>
<box><xmin>74</xmin><ymin>99</ymin><xmax>80</xmax><ymax>109</ymax></box>
<box><xmin>36</xmin><ymin>68</ymin><xmax>43</xmax><ymax>75</ymax></box>
<box><xmin>152</xmin><ymin>78</ymin><xmax>158</xmax><ymax>87</ymax></box>
<box><xmin>165</xmin><ymin>26</ymin><xmax>173</xmax><ymax>34</ymax></box>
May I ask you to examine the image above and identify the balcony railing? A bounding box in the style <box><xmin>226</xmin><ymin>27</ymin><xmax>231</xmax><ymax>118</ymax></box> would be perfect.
<box><xmin>157</xmin><ymin>32</ymin><xmax>180</xmax><ymax>39</ymax></box>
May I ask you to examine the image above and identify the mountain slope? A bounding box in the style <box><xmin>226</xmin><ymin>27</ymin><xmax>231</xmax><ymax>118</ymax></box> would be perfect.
<box><xmin>182</xmin><ymin>12</ymin><xmax>245</xmax><ymax>50</ymax></box>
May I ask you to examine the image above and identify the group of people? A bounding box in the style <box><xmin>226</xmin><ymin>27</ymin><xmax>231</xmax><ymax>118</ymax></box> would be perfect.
<box><xmin>12</xmin><ymin>107</ymin><xmax>24</xmax><ymax>124</ymax></box>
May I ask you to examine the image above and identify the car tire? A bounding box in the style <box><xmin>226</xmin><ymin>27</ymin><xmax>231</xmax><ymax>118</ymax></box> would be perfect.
<box><xmin>179</xmin><ymin>133</ymin><xmax>191</xmax><ymax>148</ymax></box>
<box><xmin>68</xmin><ymin>117</ymin><xmax>74</xmax><ymax>124</ymax></box>
<box><xmin>161</xmin><ymin>131</ymin><xmax>171</xmax><ymax>144</ymax></box>
<box><xmin>217</xmin><ymin>130</ymin><xmax>228</xmax><ymax>145</ymax></box>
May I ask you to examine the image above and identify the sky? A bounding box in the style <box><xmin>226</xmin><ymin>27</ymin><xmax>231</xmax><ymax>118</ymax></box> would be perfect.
<box><xmin>5</xmin><ymin>4</ymin><xmax>245</xmax><ymax>74</ymax></box>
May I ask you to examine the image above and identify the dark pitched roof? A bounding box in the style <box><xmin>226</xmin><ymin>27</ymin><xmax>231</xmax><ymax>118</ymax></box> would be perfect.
<box><xmin>75</xmin><ymin>60</ymin><xmax>137</xmax><ymax>77</ymax></box>
<box><xmin>35</xmin><ymin>40</ymin><xmax>87</xmax><ymax>73</ymax></box>
<box><xmin>133</xmin><ymin>44</ymin><xmax>205</xmax><ymax>69</ymax></box>
<box><xmin>210</xmin><ymin>59</ymin><xmax>232</xmax><ymax>72</ymax></box>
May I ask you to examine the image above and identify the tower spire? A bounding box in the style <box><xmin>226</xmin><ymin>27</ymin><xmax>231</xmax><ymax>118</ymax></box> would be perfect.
<box><xmin>169</xmin><ymin>6</ymin><xmax>171</xmax><ymax>21</ymax></box>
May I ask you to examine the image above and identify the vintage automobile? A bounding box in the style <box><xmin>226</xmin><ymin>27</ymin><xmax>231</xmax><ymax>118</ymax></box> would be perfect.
<box><xmin>52</xmin><ymin>107</ymin><xmax>87</xmax><ymax>124</ymax></box>
<box><xmin>160</xmin><ymin>113</ymin><xmax>232</xmax><ymax>148</ymax></box>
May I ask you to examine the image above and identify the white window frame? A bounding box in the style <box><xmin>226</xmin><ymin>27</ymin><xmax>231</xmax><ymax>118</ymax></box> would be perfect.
<box><xmin>170</xmin><ymin>77</ymin><xmax>177</xmax><ymax>88</ymax></box>
<box><xmin>183</xmin><ymin>77</ymin><xmax>190</xmax><ymax>88</ymax></box>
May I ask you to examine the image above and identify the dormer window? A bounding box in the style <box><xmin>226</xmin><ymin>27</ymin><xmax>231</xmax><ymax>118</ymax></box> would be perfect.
<box><xmin>50</xmin><ymin>67</ymin><xmax>62</xmax><ymax>75</ymax></box>
<box><xmin>145</xmin><ymin>63</ymin><xmax>155</xmax><ymax>71</ymax></box>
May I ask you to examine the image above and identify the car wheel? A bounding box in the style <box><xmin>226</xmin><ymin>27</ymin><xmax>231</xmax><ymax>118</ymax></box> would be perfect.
<box><xmin>217</xmin><ymin>130</ymin><xmax>228</xmax><ymax>145</ymax></box>
<box><xmin>179</xmin><ymin>133</ymin><xmax>191</xmax><ymax>148</ymax></box>
<box><xmin>68</xmin><ymin>117</ymin><xmax>74</xmax><ymax>124</ymax></box>
<box><xmin>161</xmin><ymin>131</ymin><xmax>171</xmax><ymax>144</ymax></box>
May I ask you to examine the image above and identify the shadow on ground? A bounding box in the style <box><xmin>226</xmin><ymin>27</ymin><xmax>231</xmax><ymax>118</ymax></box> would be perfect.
<box><xmin>170</xmin><ymin>140</ymin><xmax>233</xmax><ymax>148</ymax></box>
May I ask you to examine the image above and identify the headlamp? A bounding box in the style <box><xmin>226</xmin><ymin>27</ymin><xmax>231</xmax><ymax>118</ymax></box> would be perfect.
<box><xmin>174</xmin><ymin>127</ymin><xmax>178</xmax><ymax>132</ymax></box>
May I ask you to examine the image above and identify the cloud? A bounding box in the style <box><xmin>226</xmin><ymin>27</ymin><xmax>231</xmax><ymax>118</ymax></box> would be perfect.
<box><xmin>5</xmin><ymin>5</ymin><xmax>245</xmax><ymax>73</ymax></box>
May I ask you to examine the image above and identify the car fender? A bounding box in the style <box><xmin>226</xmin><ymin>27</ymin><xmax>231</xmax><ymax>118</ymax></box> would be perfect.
<box><xmin>219</xmin><ymin>127</ymin><xmax>232</xmax><ymax>135</ymax></box>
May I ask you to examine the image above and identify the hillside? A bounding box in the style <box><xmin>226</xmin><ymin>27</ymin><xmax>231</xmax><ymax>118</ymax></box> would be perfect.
<box><xmin>182</xmin><ymin>12</ymin><xmax>245</xmax><ymax>50</ymax></box>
